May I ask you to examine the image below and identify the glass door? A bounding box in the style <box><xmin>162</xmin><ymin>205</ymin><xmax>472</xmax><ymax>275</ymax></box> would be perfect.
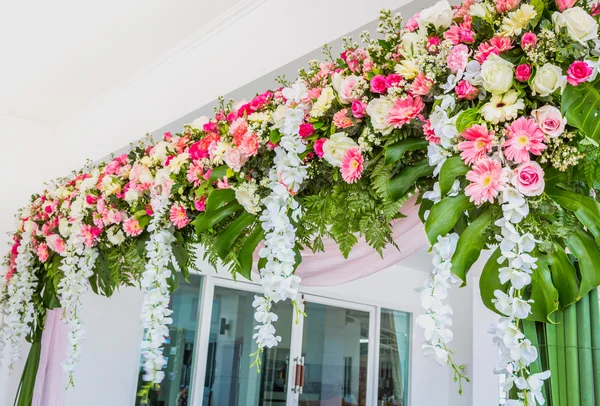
<box><xmin>288</xmin><ymin>295</ymin><xmax>375</xmax><ymax>406</ymax></box>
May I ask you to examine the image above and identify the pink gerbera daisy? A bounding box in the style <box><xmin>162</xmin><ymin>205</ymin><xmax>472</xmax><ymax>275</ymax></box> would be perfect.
<box><xmin>503</xmin><ymin>117</ymin><xmax>547</xmax><ymax>163</ymax></box>
<box><xmin>341</xmin><ymin>147</ymin><xmax>364</xmax><ymax>184</ymax></box>
<box><xmin>386</xmin><ymin>96</ymin><xmax>424</xmax><ymax>128</ymax></box>
<box><xmin>465</xmin><ymin>158</ymin><xmax>507</xmax><ymax>205</ymax></box>
<box><xmin>333</xmin><ymin>108</ymin><xmax>354</xmax><ymax>129</ymax></box>
<box><xmin>123</xmin><ymin>217</ymin><xmax>143</xmax><ymax>237</ymax></box>
<box><xmin>170</xmin><ymin>204</ymin><xmax>190</xmax><ymax>229</ymax></box>
<box><xmin>187</xmin><ymin>161</ymin><xmax>205</xmax><ymax>187</ymax></box>
<box><xmin>458</xmin><ymin>124</ymin><xmax>494</xmax><ymax>165</ymax></box>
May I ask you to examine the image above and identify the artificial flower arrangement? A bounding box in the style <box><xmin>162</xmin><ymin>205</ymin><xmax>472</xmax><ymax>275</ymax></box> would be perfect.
<box><xmin>3</xmin><ymin>0</ymin><xmax>600</xmax><ymax>404</ymax></box>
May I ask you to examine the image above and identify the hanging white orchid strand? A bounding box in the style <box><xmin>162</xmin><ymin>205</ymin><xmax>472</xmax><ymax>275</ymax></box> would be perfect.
<box><xmin>490</xmin><ymin>192</ymin><xmax>550</xmax><ymax>405</ymax></box>
<box><xmin>0</xmin><ymin>229</ymin><xmax>36</xmax><ymax>368</ymax></box>
<box><xmin>140</xmin><ymin>195</ymin><xmax>175</xmax><ymax>385</ymax></box>
<box><xmin>253</xmin><ymin>82</ymin><xmax>307</xmax><ymax>357</ymax></box>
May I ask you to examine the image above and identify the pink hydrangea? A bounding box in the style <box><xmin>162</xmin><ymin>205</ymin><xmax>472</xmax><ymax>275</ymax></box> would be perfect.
<box><xmin>465</xmin><ymin>158</ymin><xmax>507</xmax><ymax>205</ymax></box>
<box><xmin>340</xmin><ymin>147</ymin><xmax>364</xmax><ymax>184</ymax></box>
<box><xmin>567</xmin><ymin>61</ymin><xmax>593</xmax><ymax>86</ymax></box>
<box><xmin>123</xmin><ymin>217</ymin><xmax>143</xmax><ymax>237</ymax></box>
<box><xmin>458</xmin><ymin>124</ymin><xmax>494</xmax><ymax>165</ymax></box>
<box><xmin>386</xmin><ymin>96</ymin><xmax>425</xmax><ymax>128</ymax></box>
<box><xmin>333</xmin><ymin>109</ymin><xmax>354</xmax><ymax>129</ymax></box>
<box><xmin>170</xmin><ymin>204</ymin><xmax>190</xmax><ymax>229</ymax></box>
<box><xmin>503</xmin><ymin>117</ymin><xmax>547</xmax><ymax>163</ymax></box>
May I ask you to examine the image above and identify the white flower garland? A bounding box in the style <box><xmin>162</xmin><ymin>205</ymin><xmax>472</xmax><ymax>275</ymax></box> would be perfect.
<box><xmin>140</xmin><ymin>195</ymin><xmax>175</xmax><ymax>384</ymax></box>
<box><xmin>490</xmin><ymin>193</ymin><xmax>550</xmax><ymax>405</ymax></box>
<box><xmin>253</xmin><ymin>87</ymin><xmax>307</xmax><ymax>353</ymax></box>
<box><xmin>0</xmin><ymin>230</ymin><xmax>36</xmax><ymax>368</ymax></box>
<box><xmin>57</xmin><ymin>240</ymin><xmax>97</xmax><ymax>385</ymax></box>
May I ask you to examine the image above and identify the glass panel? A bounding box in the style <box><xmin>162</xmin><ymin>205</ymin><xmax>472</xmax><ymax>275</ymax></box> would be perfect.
<box><xmin>299</xmin><ymin>302</ymin><xmax>370</xmax><ymax>406</ymax></box>
<box><xmin>377</xmin><ymin>309</ymin><xmax>410</xmax><ymax>406</ymax></box>
<box><xmin>135</xmin><ymin>274</ymin><xmax>202</xmax><ymax>406</ymax></box>
<box><xmin>203</xmin><ymin>286</ymin><xmax>293</xmax><ymax>406</ymax></box>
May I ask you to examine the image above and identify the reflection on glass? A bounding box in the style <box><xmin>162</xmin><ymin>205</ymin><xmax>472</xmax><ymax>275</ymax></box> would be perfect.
<box><xmin>204</xmin><ymin>286</ymin><xmax>293</xmax><ymax>406</ymax></box>
<box><xmin>377</xmin><ymin>309</ymin><xmax>410</xmax><ymax>406</ymax></box>
<box><xmin>300</xmin><ymin>303</ymin><xmax>370</xmax><ymax>406</ymax></box>
<box><xmin>135</xmin><ymin>274</ymin><xmax>202</xmax><ymax>406</ymax></box>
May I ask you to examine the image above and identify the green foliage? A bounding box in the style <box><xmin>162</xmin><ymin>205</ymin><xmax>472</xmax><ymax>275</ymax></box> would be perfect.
<box><xmin>425</xmin><ymin>194</ymin><xmax>475</xmax><ymax>244</ymax></box>
<box><xmin>438</xmin><ymin>156</ymin><xmax>468</xmax><ymax>196</ymax></box>
<box><xmin>561</xmin><ymin>79</ymin><xmax>600</xmax><ymax>142</ymax></box>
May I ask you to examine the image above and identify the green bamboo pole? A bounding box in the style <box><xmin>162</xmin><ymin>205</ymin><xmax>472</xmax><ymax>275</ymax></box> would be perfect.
<box><xmin>566</xmin><ymin>303</ymin><xmax>581</xmax><ymax>406</ymax></box>
<box><xmin>557</xmin><ymin>310</ymin><xmax>569</xmax><ymax>406</ymax></box>
<box><xmin>546</xmin><ymin>320</ymin><xmax>561</xmax><ymax>406</ymax></box>
<box><xmin>524</xmin><ymin>321</ymin><xmax>543</xmax><ymax>374</ymax></box>
<box><xmin>577</xmin><ymin>294</ymin><xmax>595</xmax><ymax>405</ymax></box>
<box><xmin>589</xmin><ymin>288</ymin><xmax>600</xmax><ymax>406</ymax></box>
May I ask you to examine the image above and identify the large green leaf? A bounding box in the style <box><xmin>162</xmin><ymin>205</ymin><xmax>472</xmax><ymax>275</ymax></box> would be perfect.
<box><xmin>455</xmin><ymin>107</ymin><xmax>480</xmax><ymax>133</ymax></box>
<box><xmin>538</xmin><ymin>244</ymin><xmax>579</xmax><ymax>309</ymax></box>
<box><xmin>565</xmin><ymin>228</ymin><xmax>600</xmax><ymax>299</ymax></box>
<box><xmin>451</xmin><ymin>208</ymin><xmax>496</xmax><ymax>284</ymax></box>
<box><xmin>530</xmin><ymin>0</ymin><xmax>544</xmax><ymax>28</ymax></box>
<box><xmin>561</xmin><ymin>80</ymin><xmax>600</xmax><ymax>142</ymax></box>
<box><xmin>237</xmin><ymin>226</ymin><xmax>265</xmax><ymax>280</ymax></box>
<box><xmin>194</xmin><ymin>203</ymin><xmax>243</xmax><ymax>235</ymax></box>
<box><xmin>214</xmin><ymin>213</ymin><xmax>255</xmax><ymax>259</ymax></box>
<box><xmin>439</xmin><ymin>156</ymin><xmax>468</xmax><ymax>196</ymax></box>
<box><xmin>205</xmin><ymin>188</ymin><xmax>236</xmax><ymax>212</ymax></box>
<box><xmin>208</xmin><ymin>165</ymin><xmax>228</xmax><ymax>183</ymax></box>
<box><xmin>548</xmin><ymin>189</ymin><xmax>600</xmax><ymax>247</ymax></box>
<box><xmin>479</xmin><ymin>248</ymin><xmax>506</xmax><ymax>315</ymax></box>
<box><xmin>388</xmin><ymin>159</ymin><xmax>434</xmax><ymax>201</ymax></box>
<box><xmin>425</xmin><ymin>193</ymin><xmax>475</xmax><ymax>244</ymax></box>
<box><xmin>527</xmin><ymin>254</ymin><xmax>560</xmax><ymax>324</ymax></box>
<box><xmin>384</xmin><ymin>138</ymin><xmax>428</xmax><ymax>165</ymax></box>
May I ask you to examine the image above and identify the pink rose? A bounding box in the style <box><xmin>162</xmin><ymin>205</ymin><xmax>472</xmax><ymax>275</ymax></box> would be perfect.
<box><xmin>567</xmin><ymin>61</ymin><xmax>593</xmax><ymax>86</ymax></box>
<box><xmin>351</xmin><ymin>100</ymin><xmax>367</xmax><ymax>118</ymax></box>
<box><xmin>107</xmin><ymin>209</ymin><xmax>124</xmax><ymax>224</ymax></box>
<box><xmin>515</xmin><ymin>64</ymin><xmax>532</xmax><ymax>82</ymax></box>
<box><xmin>314</xmin><ymin>138</ymin><xmax>327</xmax><ymax>158</ymax></box>
<box><xmin>370</xmin><ymin>75</ymin><xmax>387</xmax><ymax>93</ymax></box>
<box><xmin>189</xmin><ymin>141</ymin><xmax>209</xmax><ymax>160</ymax></box>
<box><xmin>513</xmin><ymin>161</ymin><xmax>545</xmax><ymax>196</ymax></box>
<box><xmin>521</xmin><ymin>32</ymin><xmax>537</xmax><ymax>50</ymax></box>
<box><xmin>298</xmin><ymin>123</ymin><xmax>315</xmax><ymax>138</ymax></box>
<box><xmin>239</xmin><ymin>133</ymin><xmax>259</xmax><ymax>157</ymax></box>
<box><xmin>447</xmin><ymin>44</ymin><xmax>470</xmax><ymax>73</ymax></box>
<box><xmin>455</xmin><ymin>80</ymin><xmax>479</xmax><ymax>100</ymax></box>
<box><xmin>223</xmin><ymin>147</ymin><xmax>248</xmax><ymax>172</ymax></box>
<box><xmin>385</xmin><ymin>74</ymin><xmax>403</xmax><ymax>88</ymax></box>
<box><xmin>495</xmin><ymin>0</ymin><xmax>520</xmax><ymax>13</ymax></box>
<box><xmin>556</xmin><ymin>0</ymin><xmax>577</xmax><ymax>11</ymax></box>
<box><xmin>531</xmin><ymin>105</ymin><xmax>567</xmax><ymax>138</ymax></box>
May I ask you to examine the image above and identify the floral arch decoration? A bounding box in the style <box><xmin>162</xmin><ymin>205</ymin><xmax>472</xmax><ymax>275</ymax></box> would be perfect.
<box><xmin>4</xmin><ymin>0</ymin><xmax>600</xmax><ymax>404</ymax></box>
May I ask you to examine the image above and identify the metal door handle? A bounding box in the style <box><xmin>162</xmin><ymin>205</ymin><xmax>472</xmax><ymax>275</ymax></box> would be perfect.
<box><xmin>292</xmin><ymin>356</ymin><xmax>305</xmax><ymax>394</ymax></box>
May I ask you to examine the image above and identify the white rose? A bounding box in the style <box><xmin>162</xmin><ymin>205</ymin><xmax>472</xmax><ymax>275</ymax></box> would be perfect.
<box><xmin>151</xmin><ymin>141</ymin><xmax>169</xmax><ymax>162</ymax></box>
<box><xmin>58</xmin><ymin>217</ymin><xmax>71</xmax><ymax>238</ymax></box>
<box><xmin>310</xmin><ymin>87</ymin><xmax>335</xmax><ymax>118</ymax></box>
<box><xmin>366</xmin><ymin>97</ymin><xmax>395</xmax><ymax>135</ymax></box>
<box><xmin>189</xmin><ymin>116</ymin><xmax>209</xmax><ymax>130</ymax></box>
<box><xmin>531</xmin><ymin>63</ymin><xmax>566</xmax><ymax>97</ymax></box>
<box><xmin>553</xmin><ymin>7</ymin><xmax>599</xmax><ymax>45</ymax></box>
<box><xmin>400</xmin><ymin>32</ymin><xmax>425</xmax><ymax>58</ymax></box>
<box><xmin>107</xmin><ymin>226</ymin><xmax>125</xmax><ymax>245</ymax></box>
<box><xmin>417</xmin><ymin>0</ymin><xmax>453</xmax><ymax>30</ymax></box>
<box><xmin>322</xmin><ymin>132</ymin><xmax>358</xmax><ymax>167</ymax></box>
<box><xmin>480</xmin><ymin>54</ymin><xmax>514</xmax><ymax>94</ymax></box>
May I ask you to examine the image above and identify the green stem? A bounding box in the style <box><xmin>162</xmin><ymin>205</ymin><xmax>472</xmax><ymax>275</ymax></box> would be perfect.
<box><xmin>565</xmin><ymin>303</ymin><xmax>581</xmax><ymax>406</ymax></box>
<box><xmin>578</xmin><ymin>293</ymin><xmax>595</xmax><ymax>405</ymax></box>
<box><xmin>590</xmin><ymin>288</ymin><xmax>600</xmax><ymax>406</ymax></box>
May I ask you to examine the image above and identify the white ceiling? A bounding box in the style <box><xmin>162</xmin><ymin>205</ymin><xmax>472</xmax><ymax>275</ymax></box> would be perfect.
<box><xmin>0</xmin><ymin>0</ymin><xmax>242</xmax><ymax>128</ymax></box>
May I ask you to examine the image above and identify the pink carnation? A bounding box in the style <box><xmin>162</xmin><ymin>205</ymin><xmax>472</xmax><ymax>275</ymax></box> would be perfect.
<box><xmin>447</xmin><ymin>44</ymin><xmax>470</xmax><ymax>73</ymax></box>
<box><xmin>386</xmin><ymin>74</ymin><xmax>403</xmax><ymax>88</ymax></box>
<box><xmin>404</xmin><ymin>13</ymin><xmax>420</xmax><ymax>32</ymax></box>
<box><xmin>230</xmin><ymin>118</ymin><xmax>249</xmax><ymax>146</ymax></box>
<box><xmin>512</xmin><ymin>161</ymin><xmax>545</xmax><ymax>196</ymax></box>
<box><xmin>80</xmin><ymin>224</ymin><xmax>102</xmax><ymax>247</ymax></box>
<box><xmin>36</xmin><ymin>244</ymin><xmax>49</xmax><ymax>262</ymax></box>
<box><xmin>314</xmin><ymin>138</ymin><xmax>327</xmax><ymax>158</ymax></box>
<box><xmin>123</xmin><ymin>217</ymin><xmax>143</xmax><ymax>237</ymax></box>
<box><xmin>503</xmin><ymin>117</ymin><xmax>547</xmax><ymax>163</ymax></box>
<box><xmin>340</xmin><ymin>147</ymin><xmax>364</xmax><ymax>184</ymax></box>
<box><xmin>495</xmin><ymin>0</ymin><xmax>520</xmax><ymax>13</ymax></box>
<box><xmin>299</xmin><ymin>123</ymin><xmax>315</xmax><ymax>138</ymax></box>
<box><xmin>458</xmin><ymin>124</ymin><xmax>494</xmax><ymax>165</ymax></box>
<box><xmin>427</xmin><ymin>36</ymin><xmax>442</xmax><ymax>52</ymax></box>
<box><xmin>386</xmin><ymin>96</ymin><xmax>425</xmax><ymax>128</ymax></box>
<box><xmin>567</xmin><ymin>61</ymin><xmax>593</xmax><ymax>86</ymax></box>
<box><xmin>411</xmin><ymin>72</ymin><xmax>434</xmax><ymax>96</ymax></box>
<box><xmin>556</xmin><ymin>0</ymin><xmax>577</xmax><ymax>11</ymax></box>
<box><xmin>170</xmin><ymin>204</ymin><xmax>190</xmax><ymax>229</ymax></box>
<box><xmin>333</xmin><ymin>109</ymin><xmax>354</xmax><ymax>129</ymax></box>
<box><xmin>107</xmin><ymin>209</ymin><xmax>123</xmax><ymax>225</ymax></box>
<box><xmin>455</xmin><ymin>80</ymin><xmax>479</xmax><ymax>100</ymax></box>
<box><xmin>46</xmin><ymin>234</ymin><xmax>66</xmax><ymax>254</ymax></box>
<box><xmin>465</xmin><ymin>158</ymin><xmax>507</xmax><ymax>205</ymax></box>
<box><xmin>240</xmin><ymin>132</ymin><xmax>260</xmax><ymax>157</ymax></box>
<box><xmin>515</xmin><ymin>64</ymin><xmax>532</xmax><ymax>82</ymax></box>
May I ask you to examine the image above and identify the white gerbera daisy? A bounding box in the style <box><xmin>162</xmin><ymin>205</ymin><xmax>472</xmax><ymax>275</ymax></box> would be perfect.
<box><xmin>480</xmin><ymin>90</ymin><xmax>525</xmax><ymax>124</ymax></box>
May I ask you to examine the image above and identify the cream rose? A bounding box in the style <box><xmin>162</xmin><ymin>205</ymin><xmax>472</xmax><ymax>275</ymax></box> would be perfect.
<box><xmin>58</xmin><ymin>217</ymin><xmax>71</xmax><ymax>238</ymax></box>
<box><xmin>310</xmin><ymin>86</ymin><xmax>335</xmax><ymax>118</ymax></box>
<box><xmin>480</xmin><ymin>54</ymin><xmax>514</xmax><ymax>94</ymax></box>
<box><xmin>331</xmin><ymin>73</ymin><xmax>362</xmax><ymax>104</ymax></box>
<box><xmin>366</xmin><ymin>97</ymin><xmax>395</xmax><ymax>135</ymax></box>
<box><xmin>400</xmin><ymin>32</ymin><xmax>425</xmax><ymax>58</ymax></box>
<box><xmin>322</xmin><ymin>132</ymin><xmax>359</xmax><ymax>166</ymax></box>
<box><xmin>417</xmin><ymin>0</ymin><xmax>453</xmax><ymax>30</ymax></box>
<box><xmin>531</xmin><ymin>105</ymin><xmax>566</xmax><ymax>138</ymax></box>
<box><xmin>223</xmin><ymin>147</ymin><xmax>248</xmax><ymax>172</ymax></box>
<box><xmin>553</xmin><ymin>7</ymin><xmax>599</xmax><ymax>45</ymax></box>
<box><xmin>531</xmin><ymin>63</ymin><xmax>566</xmax><ymax>97</ymax></box>
<box><xmin>469</xmin><ymin>3</ymin><xmax>493</xmax><ymax>19</ymax></box>
<box><xmin>189</xmin><ymin>115</ymin><xmax>209</xmax><ymax>130</ymax></box>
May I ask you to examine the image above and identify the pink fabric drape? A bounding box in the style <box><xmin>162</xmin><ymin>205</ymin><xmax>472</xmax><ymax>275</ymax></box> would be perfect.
<box><xmin>32</xmin><ymin>308</ymin><xmax>67</xmax><ymax>406</ymax></box>
<box><xmin>293</xmin><ymin>196</ymin><xmax>428</xmax><ymax>286</ymax></box>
